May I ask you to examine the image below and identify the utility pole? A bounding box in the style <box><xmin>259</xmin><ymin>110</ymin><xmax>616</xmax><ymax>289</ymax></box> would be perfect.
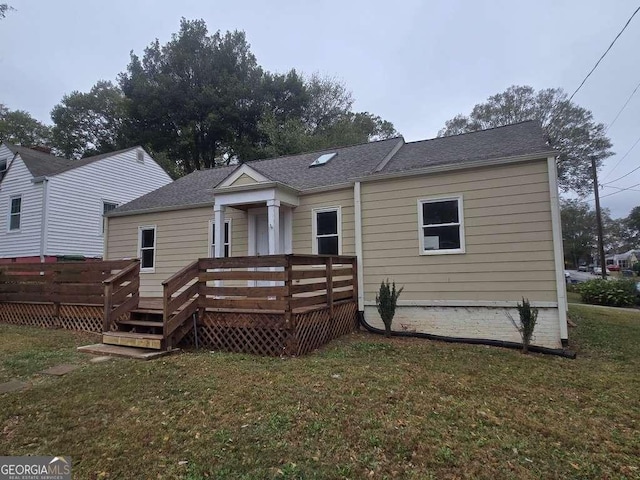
<box><xmin>591</xmin><ymin>156</ymin><xmax>607</xmax><ymax>279</ymax></box>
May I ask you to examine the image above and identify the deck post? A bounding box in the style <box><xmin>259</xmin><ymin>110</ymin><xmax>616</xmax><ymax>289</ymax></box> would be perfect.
<box><xmin>103</xmin><ymin>282</ymin><xmax>113</xmax><ymax>332</ymax></box>
<box><xmin>326</xmin><ymin>256</ymin><xmax>334</xmax><ymax>318</ymax></box>
<box><xmin>284</xmin><ymin>255</ymin><xmax>296</xmax><ymax>355</ymax></box>
<box><xmin>351</xmin><ymin>257</ymin><xmax>358</xmax><ymax>304</ymax></box>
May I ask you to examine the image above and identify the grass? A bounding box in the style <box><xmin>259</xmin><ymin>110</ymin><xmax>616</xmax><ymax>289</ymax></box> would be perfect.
<box><xmin>0</xmin><ymin>325</ymin><xmax>99</xmax><ymax>382</ymax></box>
<box><xmin>0</xmin><ymin>307</ymin><xmax>639</xmax><ymax>479</ymax></box>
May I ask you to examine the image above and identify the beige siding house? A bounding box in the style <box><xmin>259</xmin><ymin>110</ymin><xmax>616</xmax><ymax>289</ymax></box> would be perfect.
<box><xmin>106</xmin><ymin>121</ymin><xmax>568</xmax><ymax>348</ymax></box>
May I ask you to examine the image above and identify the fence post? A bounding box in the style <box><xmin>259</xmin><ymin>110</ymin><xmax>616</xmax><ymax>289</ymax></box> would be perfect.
<box><xmin>326</xmin><ymin>256</ymin><xmax>334</xmax><ymax>318</ymax></box>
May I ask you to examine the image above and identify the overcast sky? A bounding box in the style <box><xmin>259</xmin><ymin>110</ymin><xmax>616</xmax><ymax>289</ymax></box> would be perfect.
<box><xmin>1</xmin><ymin>0</ymin><xmax>638</xmax><ymax>217</ymax></box>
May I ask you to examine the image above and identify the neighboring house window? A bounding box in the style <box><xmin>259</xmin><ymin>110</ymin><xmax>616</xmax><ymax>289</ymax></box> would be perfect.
<box><xmin>209</xmin><ymin>219</ymin><xmax>231</xmax><ymax>257</ymax></box>
<box><xmin>136</xmin><ymin>149</ymin><xmax>145</xmax><ymax>163</ymax></box>
<box><xmin>312</xmin><ymin>207</ymin><xmax>341</xmax><ymax>255</ymax></box>
<box><xmin>102</xmin><ymin>201</ymin><xmax>118</xmax><ymax>234</ymax></box>
<box><xmin>8</xmin><ymin>196</ymin><xmax>22</xmax><ymax>231</ymax></box>
<box><xmin>138</xmin><ymin>226</ymin><xmax>156</xmax><ymax>271</ymax></box>
<box><xmin>418</xmin><ymin>196</ymin><xmax>465</xmax><ymax>254</ymax></box>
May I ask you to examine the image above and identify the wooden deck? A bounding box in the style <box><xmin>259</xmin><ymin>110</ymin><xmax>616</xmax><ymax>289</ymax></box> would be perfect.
<box><xmin>1</xmin><ymin>255</ymin><xmax>360</xmax><ymax>357</ymax></box>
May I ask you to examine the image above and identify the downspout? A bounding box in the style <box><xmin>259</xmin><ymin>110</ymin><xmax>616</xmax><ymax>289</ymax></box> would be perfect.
<box><xmin>39</xmin><ymin>177</ymin><xmax>49</xmax><ymax>263</ymax></box>
<box><xmin>353</xmin><ymin>181</ymin><xmax>364</xmax><ymax>311</ymax></box>
<box><xmin>547</xmin><ymin>156</ymin><xmax>569</xmax><ymax>346</ymax></box>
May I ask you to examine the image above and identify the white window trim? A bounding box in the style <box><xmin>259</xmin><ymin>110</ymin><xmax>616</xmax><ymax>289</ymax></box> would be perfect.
<box><xmin>101</xmin><ymin>200</ymin><xmax>119</xmax><ymax>236</ymax></box>
<box><xmin>138</xmin><ymin>225</ymin><xmax>157</xmax><ymax>273</ymax></box>
<box><xmin>208</xmin><ymin>218</ymin><xmax>232</xmax><ymax>257</ymax></box>
<box><xmin>8</xmin><ymin>195</ymin><xmax>22</xmax><ymax>233</ymax></box>
<box><xmin>417</xmin><ymin>195</ymin><xmax>465</xmax><ymax>255</ymax></box>
<box><xmin>312</xmin><ymin>206</ymin><xmax>342</xmax><ymax>255</ymax></box>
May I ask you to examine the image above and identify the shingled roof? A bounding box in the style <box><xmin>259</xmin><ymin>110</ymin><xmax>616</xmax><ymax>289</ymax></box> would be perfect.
<box><xmin>110</xmin><ymin>121</ymin><xmax>556</xmax><ymax>216</ymax></box>
<box><xmin>382</xmin><ymin>121</ymin><xmax>554</xmax><ymax>174</ymax></box>
<box><xmin>4</xmin><ymin>144</ymin><xmax>139</xmax><ymax>178</ymax></box>
<box><xmin>112</xmin><ymin>165</ymin><xmax>237</xmax><ymax>214</ymax></box>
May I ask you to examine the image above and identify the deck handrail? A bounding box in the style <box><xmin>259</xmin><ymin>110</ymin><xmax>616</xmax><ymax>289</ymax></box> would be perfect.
<box><xmin>163</xmin><ymin>260</ymin><xmax>200</xmax><ymax>348</ymax></box>
<box><xmin>103</xmin><ymin>260</ymin><xmax>140</xmax><ymax>331</ymax></box>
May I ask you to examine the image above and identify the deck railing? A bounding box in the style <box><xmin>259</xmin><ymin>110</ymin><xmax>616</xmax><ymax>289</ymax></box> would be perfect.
<box><xmin>103</xmin><ymin>260</ymin><xmax>140</xmax><ymax>331</ymax></box>
<box><xmin>162</xmin><ymin>260</ymin><xmax>200</xmax><ymax>348</ymax></box>
<box><xmin>0</xmin><ymin>260</ymin><xmax>134</xmax><ymax>306</ymax></box>
<box><xmin>161</xmin><ymin>254</ymin><xmax>358</xmax><ymax>347</ymax></box>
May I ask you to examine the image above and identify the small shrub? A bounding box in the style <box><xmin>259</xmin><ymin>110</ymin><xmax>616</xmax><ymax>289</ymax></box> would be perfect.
<box><xmin>507</xmin><ymin>297</ymin><xmax>538</xmax><ymax>354</ymax></box>
<box><xmin>375</xmin><ymin>279</ymin><xmax>404</xmax><ymax>338</ymax></box>
<box><xmin>566</xmin><ymin>283</ymin><xmax>580</xmax><ymax>293</ymax></box>
<box><xmin>578</xmin><ymin>279</ymin><xmax>637</xmax><ymax>307</ymax></box>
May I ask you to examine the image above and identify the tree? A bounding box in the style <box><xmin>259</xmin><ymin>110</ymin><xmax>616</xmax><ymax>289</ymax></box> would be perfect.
<box><xmin>51</xmin><ymin>80</ymin><xmax>128</xmax><ymax>159</ymax></box>
<box><xmin>561</xmin><ymin>199</ymin><xmax>596</xmax><ymax>268</ymax></box>
<box><xmin>626</xmin><ymin>206</ymin><xmax>640</xmax><ymax>245</ymax></box>
<box><xmin>119</xmin><ymin>19</ymin><xmax>265</xmax><ymax>174</ymax></box>
<box><xmin>0</xmin><ymin>104</ymin><xmax>51</xmax><ymax>146</ymax></box>
<box><xmin>439</xmin><ymin>85</ymin><xmax>613</xmax><ymax>195</ymax></box>
<box><xmin>256</xmin><ymin>74</ymin><xmax>397</xmax><ymax>158</ymax></box>
<box><xmin>0</xmin><ymin>3</ymin><xmax>14</xmax><ymax>19</ymax></box>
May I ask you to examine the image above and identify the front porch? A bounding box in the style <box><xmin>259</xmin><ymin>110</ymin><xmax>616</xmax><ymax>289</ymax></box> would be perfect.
<box><xmin>0</xmin><ymin>255</ymin><xmax>359</xmax><ymax>357</ymax></box>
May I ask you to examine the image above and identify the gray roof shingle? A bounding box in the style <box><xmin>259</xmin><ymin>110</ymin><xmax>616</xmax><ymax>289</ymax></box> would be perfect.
<box><xmin>4</xmin><ymin>144</ymin><xmax>138</xmax><ymax>178</ymax></box>
<box><xmin>382</xmin><ymin>121</ymin><xmax>554</xmax><ymax>174</ymax></box>
<box><xmin>246</xmin><ymin>136</ymin><xmax>403</xmax><ymax>190</ymax></box>
<box><xmin>111</xmin><ymin>165</ymin><xmax>237</xmax><ymax>214</ymax></box>
<box><xmin>110</xmin><ymin>121</ymin><xmax>555</xmax><ymax>216</ymax></box>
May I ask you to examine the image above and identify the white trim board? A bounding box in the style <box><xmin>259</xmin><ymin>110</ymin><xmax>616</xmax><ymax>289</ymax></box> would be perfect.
<box><xmin>547</xmin><ymin>156</ymin><xmax>569</xmax><ymax>341</ymax></box>
<box><xmin>363</xmin><ymin>300</ymin><xmax>559</xmax><ymax>308</ymax></box>
<box><xmin>218</xmin><ymin>164</ymin><xmax>270</xmax><ymax>187</ymax></box>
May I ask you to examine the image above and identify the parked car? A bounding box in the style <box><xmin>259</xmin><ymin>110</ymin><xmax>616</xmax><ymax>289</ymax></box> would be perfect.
<box><xmin>565</xmin><ymin>271</ymin><xmax>571</xmax><ymax>283</ymax></box>
<box><xmin>608</xmin><ymin>264</ymin><xmax>621</xmax><ymax>272</ymax></box>
<box><xmin>578</xmin><ymin>265</ymin><xmax>588</xmax><ymax>272</ymax></box>
<box><xmin>593</xmin><ymin>267</ymin><xmax>611</xmax><ymax>276</ymax></box>
<box><xmin>622</xmin><ymin>269</ymin><xmax>635</xmax><ymax>278</ymax></box>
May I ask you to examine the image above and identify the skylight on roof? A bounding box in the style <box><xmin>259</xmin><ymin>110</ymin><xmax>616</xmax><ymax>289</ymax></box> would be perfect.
<box><xmin>310</xmin><ymin>152</ymin><xmax>336</xmax><ymax>167</ymax></box>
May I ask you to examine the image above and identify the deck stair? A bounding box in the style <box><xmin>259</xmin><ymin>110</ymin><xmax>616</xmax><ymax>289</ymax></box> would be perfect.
<box><xmin>103</xmin><ymin>307</ymin><xmax>165</xmax><ymax>349</ymax></box>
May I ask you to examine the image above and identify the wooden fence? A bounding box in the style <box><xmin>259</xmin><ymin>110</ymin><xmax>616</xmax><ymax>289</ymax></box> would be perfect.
<box><xmin>0</xmin><ymin>260</ymin><xmax>138</xmax><ymax>333</ymax></box>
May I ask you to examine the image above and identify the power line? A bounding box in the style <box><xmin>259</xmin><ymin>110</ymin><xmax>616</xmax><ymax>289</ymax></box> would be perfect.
<box><xmin>568</xmin><ymin>5</ymin><xmax>640</xmax><ymax>102</ymax></box>
<box><xmin>603</xmin><ymin>184</ymin><xmax>640</xmax><ymax>193</ymax></box>
<box><xmin>587</xmin><ymin>182</ymin><xmax>640</xmax><ymax>202</ymax></box>
<box><xmin>604</xmin><ymin>78</ymin><xmax>640</xmax><ymax>134</ymax></box>
<box><xmin>600</xmin><ymin>181</ymin><xmax>640</xmax><ymax>199</ymax></box>
<box><xmin>601</xmin><ymin>133</ymin><xmax>640</xmax><ymax>182</ymax></box>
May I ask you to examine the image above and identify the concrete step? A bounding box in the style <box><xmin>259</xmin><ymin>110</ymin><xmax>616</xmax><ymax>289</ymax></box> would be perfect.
<box><xmin>102</xmin><ymin>331</ymin><xmax>164</xmax><ymax>350</ymax></box>
<box><xmin>78</xmin><ymin>343</ymin><xmax>176</xmax><ymax>360</ymax></box>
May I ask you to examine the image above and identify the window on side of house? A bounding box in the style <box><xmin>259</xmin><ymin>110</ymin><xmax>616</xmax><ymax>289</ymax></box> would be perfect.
<box><xmin>313</xmin><ymin>207</ymin><xmax>341</xmax><ymax>255</ymax></box>
<box><xmin>9</xmin><ymin>196</ymin><xmax>22</xmax><ymax>231</ymax></box>
<box><xmin>418</xmin><ymin>196</ymin><xmax>465</xmax><ymax>254</ymax></box>
<box><xmin>102</xmin><ymin>201</ymin><xmax>118</xmax><ymax>234</ymax></box>
<box><xmin>209</xmin><ymin>219</ymin><xmax>231</xmax><ymax>257</ymax></box>
<box><xmin>139</xmin><ymin>226</ymin><xmax>156</xmax><ymax>271</ymax></box>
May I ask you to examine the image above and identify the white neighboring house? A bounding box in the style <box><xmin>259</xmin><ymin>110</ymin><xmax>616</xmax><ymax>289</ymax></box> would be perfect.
<box><xmin>0</xmin><ymin>143</ymin><xmax>172</xmax><ymax>261</ymax></box>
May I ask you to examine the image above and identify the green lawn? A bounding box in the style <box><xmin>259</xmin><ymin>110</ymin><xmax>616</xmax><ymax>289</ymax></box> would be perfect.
<box><xmin>0</xmin><ymin>306</ymin><xmax>639</xmax><ymax>479</ymax></box>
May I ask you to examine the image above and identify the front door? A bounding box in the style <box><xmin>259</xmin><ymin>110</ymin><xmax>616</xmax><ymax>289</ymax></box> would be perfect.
<box><xmin>253</xmin><ymin>211</ymin><xmax>286</xmax><ymax>256</ymax></box>
<box><xmin>255</xmin><ymin>213</ymin><xmax>270</xmax><ymax>256</ymax></box>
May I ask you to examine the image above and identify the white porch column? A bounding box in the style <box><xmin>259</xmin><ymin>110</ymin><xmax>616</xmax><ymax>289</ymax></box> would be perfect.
<box><xmin>214</xmin><ymin>203</ymin><xmax>226</xmax><ymax>258</ymax></box>
<box><xmin>283</xmin><ymin>207</ymin><xmax>293</xmax><ymax>254</ymax></box>
<box><xmin>267</xmin><ymin>199</ymin><xmax>280</xmax><ymax>255</ymax></box>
